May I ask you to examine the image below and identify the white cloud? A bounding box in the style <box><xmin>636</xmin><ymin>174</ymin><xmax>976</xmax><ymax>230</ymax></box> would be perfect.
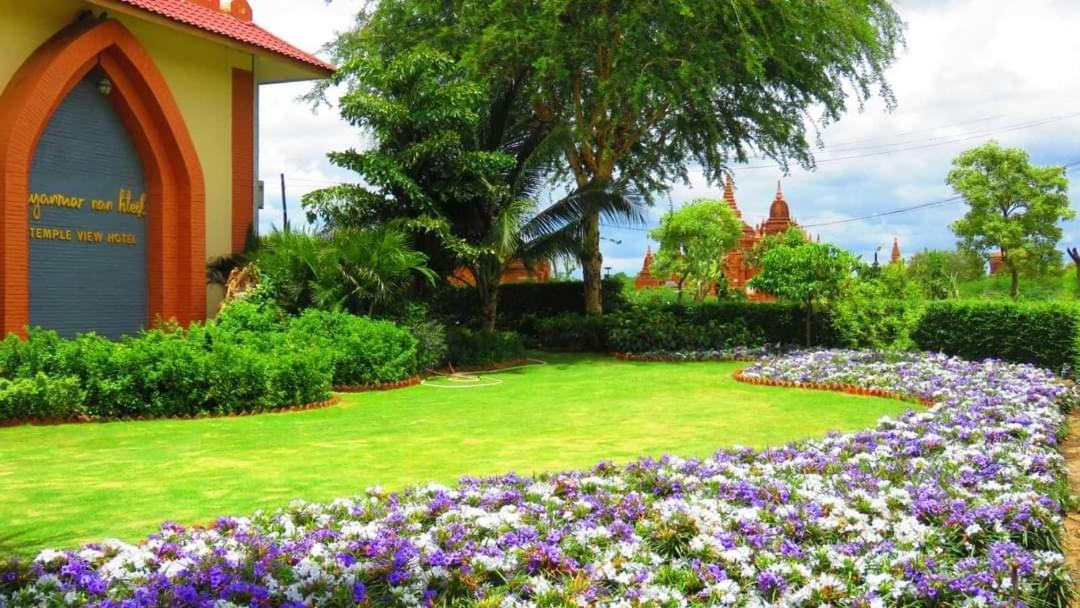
<box><xmin>252</xmin><ymin>0</ymin><xmax>1080</xmax><ymax>272</ymax></box>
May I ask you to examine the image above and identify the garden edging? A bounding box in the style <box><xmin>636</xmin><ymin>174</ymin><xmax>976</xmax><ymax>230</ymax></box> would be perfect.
<box><xmin>432</xmin><ymin>358</ymin><xmax>537</xmax><ymax>374</ymax></box>
<box><xmin>731</xmin><ymin>368</ymin><xmax>934</xmax><ymax>406</ymax></box>
<box><xmin>334</xmin><ymin>376</ymin><xmax>422</xmax><ymax>393</ymax></box>
<box><xmin>611</xmin><ymin>351</ymin><xmax>759</xmax><ymax>362</ymax></box>
<box><xmin>0</xmin><ymin>396</ymin><xmax>342</xmax><ymax>429</ymax></box>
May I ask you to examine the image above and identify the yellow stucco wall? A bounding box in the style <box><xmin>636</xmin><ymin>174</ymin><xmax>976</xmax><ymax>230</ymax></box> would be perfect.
<box><xmin>0</xmin><ymin>0</ymin><xmax>254</xmax><ymax>317</ymax></box>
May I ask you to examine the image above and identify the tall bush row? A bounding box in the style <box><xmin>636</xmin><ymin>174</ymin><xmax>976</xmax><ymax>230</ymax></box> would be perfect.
<box><xmin>434</xmin><ymin>280</ymin><xmax>627</xmax><ymax>326</ymax></box>
<box><xmin>517</xmin><ymin>302</ymin><xmax>842</xmax><ymax>354</ymax></box>
<box><xmin>912</xmin><ymin>300</ymin><xmax>1080</xmax><ymax>375</ymax></box>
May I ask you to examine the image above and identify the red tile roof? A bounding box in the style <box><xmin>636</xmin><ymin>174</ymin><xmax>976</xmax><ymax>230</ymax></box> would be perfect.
<box><xmin>112</xmin><ymin>0</ymin><xmax>335</xmax><ymax>74</ymax></box>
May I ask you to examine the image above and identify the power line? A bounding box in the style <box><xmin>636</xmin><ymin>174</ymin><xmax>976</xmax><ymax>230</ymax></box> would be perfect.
<box><xmin>281</xmin><ymin>112</ymin><xmax>1080</xmax><ymax>196</ymax></box>
<box><xmin>607</xmin><ymin>160</ymin><xmax>1080</xmax><ymax>233</ymax></box>
<box><xmin>823</xmin><ymin>96</ymin><xmax>1079</xmax><ymax>150</ymax></box>
<box><xmin>793</xmin><ymin>161</ymin><xmax>1080</xmax><ymax>228</ymax></box>
<box><xmin>799</xmin><ymin>196</ymin><xmax>964</xmax><ymax>228</ymax></box>
<box><xmin>738</xmin><ymin>111</ymin><xmax>1080</xmax><ymax>170</ymax></box>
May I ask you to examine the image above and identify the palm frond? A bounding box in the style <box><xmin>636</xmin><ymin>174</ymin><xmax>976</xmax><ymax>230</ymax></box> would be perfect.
<box><xmin>520</xmin><ymin>184</ymin><xmax>647</xmax><ymax>241</ymax></box>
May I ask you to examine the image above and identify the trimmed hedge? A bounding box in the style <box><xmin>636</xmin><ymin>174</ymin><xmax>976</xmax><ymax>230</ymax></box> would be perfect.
<box><xmin>520</xmin><ymin>314</ymin><xmax>610</xmax><ymax>352</ymax></box>
<box><xmin>660</xmin><ymin>302</ymin><xmax>840</xmax><ymax>347</ymax></box>
<box><xmin>517</xmin><ymin>301</ymin><xmax>840</xmax><ymax>353</ymax></box>
<box><xmin>912</xmin><ymin>300</ymin><xmax>1080</xmax><ymax>375</ymax></box>
<box><xmin>607</xmin><ymin>306</ymin><xmax>764</xmax><ymax>353</ymax></box>
<box><xmin>446</xmin><ymin>328</ymin><xmax>526</xmax><ymax>366</ymax></box>
<box><xmin>434</xmin><ymin>280</ymin><xmax>627</xmax><ymax>326</ymax></box>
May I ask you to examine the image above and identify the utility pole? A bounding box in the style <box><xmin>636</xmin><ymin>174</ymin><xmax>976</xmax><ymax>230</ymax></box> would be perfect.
<box><xmin>280</xmin><ymin>173</ymin><xmax>289</xmax><ymax>232</ymax></box>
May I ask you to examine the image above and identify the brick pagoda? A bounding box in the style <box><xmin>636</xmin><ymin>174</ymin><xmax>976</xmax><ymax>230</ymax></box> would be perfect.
<box><xmin>634</xmin><ymin>175</ymin><xmax>808</xmax><ymax>300</ymax></box>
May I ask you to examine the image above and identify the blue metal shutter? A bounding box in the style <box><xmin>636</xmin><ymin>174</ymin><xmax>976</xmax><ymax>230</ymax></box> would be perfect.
<box><xmin>28</xmin><ymin>76</ymin><xmax>148</xmax><ymax>339</ymax></box>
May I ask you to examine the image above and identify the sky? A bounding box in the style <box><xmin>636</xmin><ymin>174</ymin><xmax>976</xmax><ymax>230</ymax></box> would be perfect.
<box><xmin>251</xmin><ymin>0</ymin><xmax>1080</xmax><ymax>275</ymax></box>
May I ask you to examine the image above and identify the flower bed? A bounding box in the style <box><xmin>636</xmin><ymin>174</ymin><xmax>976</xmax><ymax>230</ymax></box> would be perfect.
<box><xmin>1</xmin><ymin>350</ymin><xmax>1074</xmax><ymax>607</ymax></box>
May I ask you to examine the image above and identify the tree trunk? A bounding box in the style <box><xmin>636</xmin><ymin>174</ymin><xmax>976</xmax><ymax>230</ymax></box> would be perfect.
<box><xmin>477</xmin><ymin>272</ymin><xmax>499</xmax><ymax>331</ymax></box>
<box><xmin>804</xmin><ymin>298</ymin><xmax>814</xmax><ymax>348</ymax></box>
<box><xmin>480</xmin><ymin>292</ymin><xmax>498</xmax><ymax>331</ymax></box>
<box><xmin>1009</xmin><ymin>267</ymin><xmax>1019</xmax><ymax>300</ymax></box>
<box><xmin>1069</xmin><ymin>248</ymin><xmax>1080</xmax><ymax>294</ymax></box>
<box><xmin>582</xmin><ymin>209</ymin><xmax>604</xmax><ymax>316</ymax></box>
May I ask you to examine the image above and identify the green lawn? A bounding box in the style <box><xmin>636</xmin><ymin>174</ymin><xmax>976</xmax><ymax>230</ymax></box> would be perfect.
<box><xmin>0</xmin><ymin>354</ymin><xmax>912</xmax><ymax>557</ymax></box>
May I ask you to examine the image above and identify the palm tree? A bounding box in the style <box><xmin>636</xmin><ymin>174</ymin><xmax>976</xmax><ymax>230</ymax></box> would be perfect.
<box><xmin>253</xmin><ymin>227</ymin><xmax>434</xmax><ymax>316</ymax></box>
<box><xmin>457</xmin><ymin>82</ymin><xmax>647</xmax><ymax>329</ymax></box>
<box><xmin>318</xmin><ymin>227</ymin><xmax>436</xmax><ymax>316</ymax></box>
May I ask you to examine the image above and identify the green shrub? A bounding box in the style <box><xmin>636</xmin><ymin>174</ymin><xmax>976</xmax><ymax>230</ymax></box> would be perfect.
<box><xmin>266</xmin><ymin>343</ymin><xmax>334</xmax><ymax>407</ymax></box>
<box><xmin>0</xmin><ymin>305</ymin><xmax>425</xmax><ymax>423</ymax></box>
<box><xmin>211</xmin><ymin>298</ymin><xmax>288</xmax><ymax>339</ymax></box>
<box><xmin>446</xmin><ymin>328</ymin><xmax>526</xmax><ymax>366</ymax></box>
<box><xmin>521</xmin><ymin>314</ymin><xmax>610</xmax><ymax>352</ymax></box>
<box><xmin>832</xmin><ymin>267</ymin><xmax>923</xmax><ymax>350</ymax></box>
<box><xmin>671</xmin><ymin>302</ymin><xmax>840</xmax><ymax>346</ymax></box>
<box><xmin>52</xmin><ymin>333</ymin><xmax>120</xmax><ymax>412</ymax></box>
<box><xmin>393</xmin><ymin>303</ymin><xmax>448</xmax><ymax>371</ymax></box>
<box><xmin>206</xmin><ymin>342</ymin><xmax>273</xmax><ymax>414</ymax></box>
<box><xmin>101</xmin><ymin>326</ymin><xmax>213</xmax><ymax>419</ymax></box>
<box><xmin>607</xmin><ymin>306</ymin><xmax>764</xmax><ymax>353</ymax></box>
<box><xmin>832</xmin><ymin>296</ymin><xmax>921</xmax><ymax>351</ymax></box>
<box><xmin>287</xmin><ymin>309</ymin><xmax>419</xmax><ymax>386</ymax></box>
<box><xmin>434</xmin><ymin>280</ymin><xmax>627</xmax><ymax>327</ymax></box>
<box><xmin>912</xmin><ymin>300</ymin><xmax>1080</xmax><ymax>375</ymax></box>
<box><xmin>0</xmin><ymin>329</ymin><xmax>68</xmax><ymax>379</ymax></box>
<box><xmin>408</xmin><ymin>319</ymin><xmax>448</xmax><ymax>371</ymax></box>
<box><xmin>516</xmin><ymin>301</ymin><xmax>840</xmax><ymax>353</ymax></box>
<box><xmin>0</xmin><ymin>374</ymin><xmax>83</xmax><ymax>421</ymax></box>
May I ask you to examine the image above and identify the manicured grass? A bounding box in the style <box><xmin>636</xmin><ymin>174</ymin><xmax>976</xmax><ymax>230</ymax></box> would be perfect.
<box><xmin>0</xmin><ymin>354</ymin><xmax>912</xmax><ymax>557</ymax></box>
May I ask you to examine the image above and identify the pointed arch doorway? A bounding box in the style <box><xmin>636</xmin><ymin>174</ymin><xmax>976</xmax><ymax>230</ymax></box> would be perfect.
<box><xmin>0</xmin><ymin>17</ymin><xmax>205</xmax><ymax>337</ymax></box>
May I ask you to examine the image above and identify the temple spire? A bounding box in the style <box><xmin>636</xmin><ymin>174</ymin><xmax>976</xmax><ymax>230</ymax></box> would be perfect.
<box><xmin>890</xmin><ymin>237</ymin><xmax>902</xmax><ymax>264</ymax></box>
<box><xmin>722</xmin><ymin>172</ymin><xmax>741</xmax><ymax>218</ymax></box>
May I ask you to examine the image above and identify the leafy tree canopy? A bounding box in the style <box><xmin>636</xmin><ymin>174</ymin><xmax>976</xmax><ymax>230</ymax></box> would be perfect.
<box><xmin>649</xmin><ymin>199</ymin><xmax>743</xmax><ymax>301</ymax></box>
<box><xmin>749</xmin><ymin>242</ymin><xmax>856</xmax><ymax>345</ymax></box>
<box><xmin>947</xmin><ymin>141</ymin><xmax>1073</xmax><ymax>299</ymax></box>
<box><xmin>746</xmin><ymin>227</ymin><xmax>810</xmax><ymax>268</ymax></box>
<box><xmin>906</xmin><ymin>249</ymin><xmax>985</xmax><ymax>300</ymax></box>
<box><xmin>345</xmin><ymin>0</ymin><xmax>906</xmax><ymax>314</ymax></box>
<box><xmin>303</xmin><ymin>44</ymin><xmax>583</xmax><ymax>328</ymax></box>
<box><xmin>834</xmin><ymin>262</ymin><xmax>922</xmax><ymax>350</ymax></box>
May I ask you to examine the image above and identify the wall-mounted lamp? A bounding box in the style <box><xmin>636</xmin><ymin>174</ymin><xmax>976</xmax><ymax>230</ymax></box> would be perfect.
<box><xmin>93</xmin><ymin>55</ymin><xmax>112</xmax><ymax>96</ymax></box>
<box><xmin>96</xmin><ymin>75</ymin><xmax>113</xmax><ymax>96</ymax></box>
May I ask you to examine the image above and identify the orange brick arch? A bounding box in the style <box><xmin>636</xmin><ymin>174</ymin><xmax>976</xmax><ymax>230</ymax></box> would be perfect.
<box><xmin>0</xmin><ymin>17</ymin><xmax>205</xmax><ymax>336</ymax></box>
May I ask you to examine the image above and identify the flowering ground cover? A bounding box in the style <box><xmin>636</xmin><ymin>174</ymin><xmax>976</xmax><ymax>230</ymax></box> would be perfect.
<box><xmin>1</xmin><ymin>350</ymin><xmax>1071</xmax><ymax>607</ymax></box>
<box><xmin>0</xmin><ymin>354</ymin><xmax>903</xmax><ymax>561</ymax></box>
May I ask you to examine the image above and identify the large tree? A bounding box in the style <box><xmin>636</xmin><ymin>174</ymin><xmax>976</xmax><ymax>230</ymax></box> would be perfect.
<box><xmin>303</xmin><ymin>47</ymin><xmax>575</xmax><ymax>328</ymax></box>
<box><xmin>650</xmin><ymin>199</ymin><xmax>742</xmax><ymax>301</ymax></box>
<box><xmin>947</xmin><ymin>141</ymin><xmax>1073</xmax><ymax>299</ymax></box>
<box><xmin>351</xmin><ymin>0</ymin><xmax>906</xmax><ymax>315</ymax></box>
